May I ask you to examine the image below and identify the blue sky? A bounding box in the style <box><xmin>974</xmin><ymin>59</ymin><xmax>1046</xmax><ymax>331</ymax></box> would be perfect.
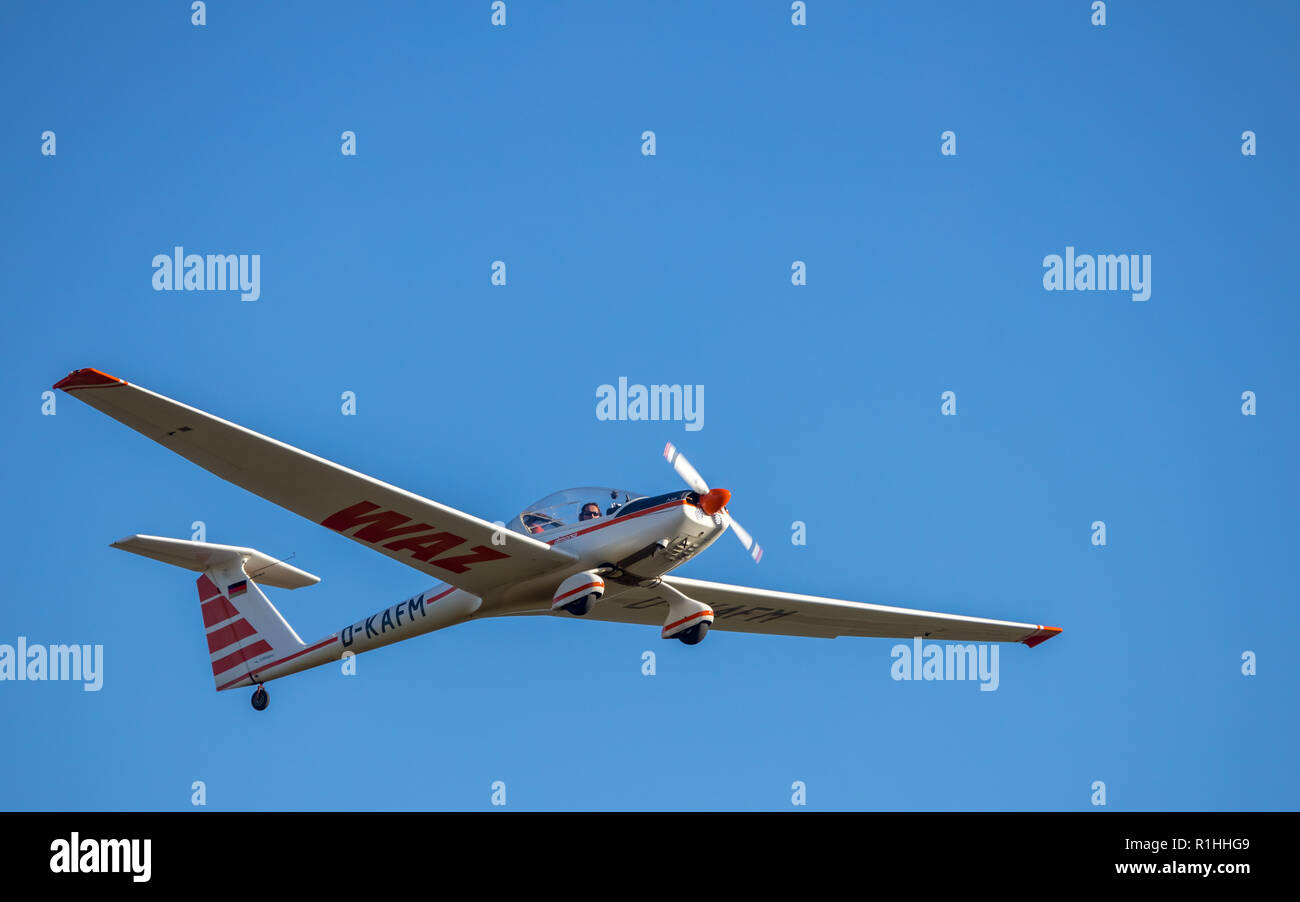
<box><xmin>1</xmin><ymin>1</ymin><xmax>1296</xmax><ymax>810</ymax></box>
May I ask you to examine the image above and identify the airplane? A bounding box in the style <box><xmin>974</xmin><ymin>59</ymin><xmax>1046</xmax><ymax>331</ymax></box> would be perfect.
<box><xmin>53</xmin><ymin>367</ymin><xmax>1063</xmax><ymax>711</ymax></box>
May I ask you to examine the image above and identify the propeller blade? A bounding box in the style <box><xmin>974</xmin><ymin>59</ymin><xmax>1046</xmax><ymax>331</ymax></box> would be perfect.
<box><xmin>725</xmin><ymin>511</ymin><xmax>764</xmax><ymax>564</ymax></box>
<box><xmin>663</xmin><ymin>442</ymin><xmax>709</xmax><ymax>494</ymax></box>
<box><xmin>662</xmin><ymin>444</ymin><xmax>762</xmax><ymax>563</ymax></box>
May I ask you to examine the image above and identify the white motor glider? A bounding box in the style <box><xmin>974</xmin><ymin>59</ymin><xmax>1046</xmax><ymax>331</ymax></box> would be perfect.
<box><xmin>54</xmin><ymin>368</ymin><xmax>1062</xmax><ymax>711</ymax></box>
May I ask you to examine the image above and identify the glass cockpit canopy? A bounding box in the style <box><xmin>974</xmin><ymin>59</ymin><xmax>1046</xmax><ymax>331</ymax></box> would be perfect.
<box><xmin>511</xmin><ymin>487</ymin><xmax>647</xmax><ymax>535</ymax></box>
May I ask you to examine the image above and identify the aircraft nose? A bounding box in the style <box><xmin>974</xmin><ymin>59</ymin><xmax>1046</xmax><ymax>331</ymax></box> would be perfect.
<box><xmin>699</xmin><ymin>488</ymin><xmax>731</xmax><ymax>516</ymax></box>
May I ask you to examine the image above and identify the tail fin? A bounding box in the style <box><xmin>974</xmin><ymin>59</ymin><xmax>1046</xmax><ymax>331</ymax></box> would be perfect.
<box><xmin>196</xmin><ymin>568</ymin><xmax>305</xmax><ymax>689</ymax></box>
<box><xmin>112</xmin><ymin>535</ymin><xmax>316</xmax><ymax>690</ymax></box>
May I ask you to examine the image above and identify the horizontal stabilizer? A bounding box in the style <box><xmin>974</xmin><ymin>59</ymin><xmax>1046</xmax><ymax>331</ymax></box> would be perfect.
<box><xmin>111</xmin><ymin>534</ymin><xmax>320</xmax><ymax>590</ymax></box>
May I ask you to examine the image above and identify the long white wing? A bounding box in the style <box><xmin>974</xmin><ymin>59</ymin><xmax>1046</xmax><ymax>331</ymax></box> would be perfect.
<box><xmin>55</xmin><ymin>368</ymin><xmax>577</xmax><ymax>597</ymax></box>
<box><xmin>571</xmin><ymin>575</ymin><xmax>1062</xmax><ymax>646</ymax></box>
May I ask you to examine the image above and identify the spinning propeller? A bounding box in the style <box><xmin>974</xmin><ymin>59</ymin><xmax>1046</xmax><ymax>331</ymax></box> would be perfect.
<box><xmin>663</xmin><ymin>442</ymin><xmax>763</xmax><ymax>563</ymax></box>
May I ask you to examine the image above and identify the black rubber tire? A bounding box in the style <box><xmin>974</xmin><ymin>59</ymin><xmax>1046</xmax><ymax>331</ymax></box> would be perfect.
<box><xmin>251</xmin><ymin>686</ymin><xmax>269</xmax><ymax>711</ymax></box>
<box><xmin>563</xmin><ymin>594</ymin><xmax>595</xmax><ymax>616</ymax></box>
<box><xmin>677</xmin><ymin>621</ymin><xmax>710</xmax><ymax>645</ymax></box>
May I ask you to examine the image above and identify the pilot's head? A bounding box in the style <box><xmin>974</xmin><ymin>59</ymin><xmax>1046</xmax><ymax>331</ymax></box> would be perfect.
<box><xmin>579</xmin><ymin>503</ymin><xmax>601</xmax><ymax>521</ymax></box>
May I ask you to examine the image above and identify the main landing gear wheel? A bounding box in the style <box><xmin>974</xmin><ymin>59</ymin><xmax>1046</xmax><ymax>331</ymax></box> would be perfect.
<box><xmin>677</xmin><ymin>621</ymin><xmax>709</xmax><ymax>645</ymax></box>
<box><xmin>251</xmin><ymin>685</ymin><xmax>269</xmax><ymax>711</ymax></box>
<box><xmin>562</xmin><ymin>595</ymin><xmax>595</xmax><ymax>616</ymax></box>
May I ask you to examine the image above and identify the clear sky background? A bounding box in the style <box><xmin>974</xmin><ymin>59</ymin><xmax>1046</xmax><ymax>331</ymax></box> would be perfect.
<box><xmin>2</xmin><ymin>2</ymin><xmax>1296</xmax><ymax>811</ymax></box>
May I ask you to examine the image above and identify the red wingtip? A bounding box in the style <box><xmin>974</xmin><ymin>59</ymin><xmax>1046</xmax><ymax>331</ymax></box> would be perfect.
<box><xmin>53</xmin><ymin>368</ymin><xmax>127</xmax><ymax>391</ymax></box>
<box><xmin>1022</xmin><ymin>625</ymin><xmax>1063</xmax><ymax>648</ymax></box>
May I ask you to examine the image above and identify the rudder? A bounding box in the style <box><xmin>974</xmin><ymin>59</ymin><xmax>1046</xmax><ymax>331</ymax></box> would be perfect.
<box><xmin>197</xmin><ymin>563</ymin><xmax>305</xmax><ymax>691</ymax></box>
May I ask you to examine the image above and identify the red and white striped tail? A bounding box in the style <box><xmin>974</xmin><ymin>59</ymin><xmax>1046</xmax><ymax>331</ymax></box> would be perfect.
<box><xmin>197</xmin><ymin>566</ymin><xmax>305</xmax><ymax>691</ymax></box>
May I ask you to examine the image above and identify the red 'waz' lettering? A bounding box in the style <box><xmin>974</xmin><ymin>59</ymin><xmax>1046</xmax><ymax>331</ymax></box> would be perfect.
<box><xmin>430</xmin><ymin>545</ymin><xmax>510</xmax><ymax>573</ymax></box>
<box><xmin>384</xmin><ymin>531</ymin><xmax>465</xmax><ymax>562</ymax></box>
<box><xmin>321</xmin><ymin>501</ymin><xmax>511</xmax><ymax>573</ymax></box>
<box><xmin>321</xmin><ymin>501</ymin><xmax>434</xmax><ymax>543</ymax></box>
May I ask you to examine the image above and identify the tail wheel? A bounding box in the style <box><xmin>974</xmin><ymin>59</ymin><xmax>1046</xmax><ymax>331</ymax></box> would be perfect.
<box><xmin>251</xmin><ymin>685</ymin><xmax>269</xmax><ymax>711</ymax></box>
<box><xmin>677</xmin><ymin>621</ymin><xmax>709</xmax><ymax>645</ymax></box>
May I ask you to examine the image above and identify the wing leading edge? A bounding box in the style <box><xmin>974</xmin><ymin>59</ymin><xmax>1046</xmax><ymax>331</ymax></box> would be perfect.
<box><xmin>54</xmin><ymin>368</ymin><xmax>577</xmax><ymax>597</ymax></box>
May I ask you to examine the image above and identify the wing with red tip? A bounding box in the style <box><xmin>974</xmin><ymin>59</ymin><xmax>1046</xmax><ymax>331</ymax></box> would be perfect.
<box><xmin>54</xmin><ymin>368</ymin><xmax>578</xmax><ymax>597</ymax></box>
<box><xmin>568</xmin><ymin>575</ymin><xmax>1062</xmax><ymax>645</ymax></box>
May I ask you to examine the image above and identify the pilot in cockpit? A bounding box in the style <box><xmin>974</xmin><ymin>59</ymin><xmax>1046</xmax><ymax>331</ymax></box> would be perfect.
<box><xmin>578</xmin><ymin>502</ymin><xmax>602</xmax><ymax>522</ymax></box>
